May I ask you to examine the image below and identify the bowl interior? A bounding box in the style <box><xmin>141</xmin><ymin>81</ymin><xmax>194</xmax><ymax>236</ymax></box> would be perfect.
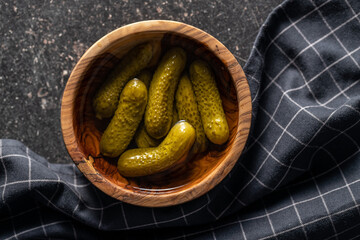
<box><xmin>61</xmin><ymin>20</ymin><xmax>253</xmax><ymax>207</ymax></box>
<box><xmin>74</xmin><ymin>31</ymin><xmax>238</xmax><ymax>192</ymax></box>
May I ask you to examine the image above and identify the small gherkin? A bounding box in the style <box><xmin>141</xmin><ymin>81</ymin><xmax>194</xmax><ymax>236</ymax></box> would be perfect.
<box><xmin>93</xmin><ymin>43</ymin><xmax>153</xmax><ymax>119</ymax></box>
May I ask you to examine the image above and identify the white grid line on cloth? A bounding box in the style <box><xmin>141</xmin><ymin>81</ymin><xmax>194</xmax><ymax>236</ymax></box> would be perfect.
<box><xmin>323</xmin><ymin>220</ymin><xmax>360</xmax><ymax>240</ymax></box>
<box><xmin>323</xmin><ymin>147</ymin><xmax>360</xmax><ymax>217</ymax></box>
<box><xmin>288</xmin><ymin>190</ymin><xmax>308</xmax><ymax>239</ymax></box>
<box><xmin>262</xmin><ymin>199</ymin><xmax>278</xmax><ymax>240</ymax></box>
<box><xmin>211</xmin><ymin>226</ymin><xmax>217</xmax><ymax>240</ymax></box>
<box><xmin>72</xmin><ymin>164</ymin><xmax>77</xmax><ymax>190</ymax></box>
<box><xmin>312</xmin><ymin>0</ymin><xmax>360</xmax><ymax>70</ymax></box>
<box><xmin>219</xmin><ymin>107</ymin><xmax>359</xmax><ymax>219</ymax></box>
<box><xmin>34</xmin><ymin>189</ymin><xmax>73</xmax><ymax>218</ymax></box>
<box><xmin>345</xmin><ymin>0</ymin><xmax>360</xmax><ymax>24</ymax></box>
<box><xmin>246</xmin><ymin>74</ymin><xmax>261</xmax><ymax>105</ymax></box>
<box><xmin>344</xmin><ymin>104</ymin><xmax>360</xmax><ymax>114</ymax></box>
<box><xmin>180</xmin><ymin>229</ymin><xmax>186</xmax><ymax>240</ymax></box>
<box><xmin>312</xmin><ymin>175</ymin><xmax>338</xmax><ymax>239</ymax></box>
<box><xmin>0</xmin><ymin>206</ymin><xmax>39</xmax><ymax>223</ymax></box>
<box><xmin>304</xmin><ymin>107</ymin><xmax>360</xmax><ymax>179</ymax></box>
<box><xmin>282</xmin><ymin>5</ymin><xmax>351</xmax><ymax>100</ymax></box>
<box><xmin>0</xmin><ymin>176</ymin><xmax>132</xmax><ymax>212</ymax></box>
<box><xmin>45</xmin><ymin>173</ymin><xmax>60</xmax><ymax>203</ymax></box>
<box><xmin>168</xmin><ymin>177</ymin><xmax>360</xmax><ymax>240</ymax></box>
<box><xmin>249</xmin><ymin>105</ymin><xmax>316</xmax><ymax>179</ymax></box>
<box><xmin>179</xmin><ymin>205</ymin><xmax>189</xmax><ymax>226</ymax></box>
<box><xmin>239</xmin><ymin>92</ymin><xmax>349</xmax><ymax>205</ymax></box>
<box><xmin>255</xmin><ymin>43</ymin><xmax>360</xmax><ymax>113</ymax></box>
<box><xmin>249</xmin><ymin>135</ymin><xmax>306</xmax><ymax>172</ymax></box>
<box><xmin>259</xmin><ymin>203</ymin><xmax>360</xmax><ymax>240</ymax></box>
<box><xmin>120</xmin><ymin>202</ymin><xmax>129</xmax><ymax>229</ymax></box>
<box><xmin>110</xmin><ymin>195</ymin><xmax>213</xmax><ymax>231</ymax></box>
<box><xmin>256</xmin><ymin>10</ymin><xmax>360</xmax><ymax>102</ymax></box>
<box><xmin>272</xmin><ymin>40</ymin><xmax>335</xmax><ymax>110</ymax></box>
<box><xmin>170</xmin><ymin>176</ymin><xmax>360</xmax><ymax>240</ymax></box>
<box><xmin>237</xmin><ymin>162</ymin><xmax>273</xmax><ymax>190</ymax></box>
<box><xmin>71</xmin><ymin>165</ymin><xmax>81</xmax><ymax>218</ymax></box>
<box><xmin>167</xmin><ymin>222</ymin><xmax>244</xmax><ymax>240</ymax></box>
<box><xmin>152</xmin><ymin>208</ymin><xmax>159</xmax><ymax>228</ymax></box>
<box><xmin>247</xmin><ymin>57</ymin><xmax>360</xmax><ymax>156</ymax></box>
<box><xmin>0</xmin><ymin>179</ymin><xmax>90</xmax><ymax>190</ymax></box>
<box><xmin>258</xmin><ymin>104</ymin><xmax>358</xmax><ymax>170</ymax></box>
<box><xmin>295</xmin><ymin>148</ymin><xmax>360</xmax><ymax>193</ymax></box>
<box><xmin>224</xmin><ymin>186</ymin><xmax>246</xmax><ymax>206</ymax></box>
<box><xmin>262</xmin><ymin>0</ymin><xmax>332</xmax><ymax>54</ymax></box>
<box><xmin>237</xmin><ymin>214</ymin><xmax>248</xmax><ymax>240</ymax></box>
<box><xmin>26</xmin><ymin>147</ymin><xmax>31</xmax><ymax>191</ymax></box>
<box><xmin>269</xmin><ymin>80</ymin><xmax>360</xmax><ymax>189</ymax></box>
<box><xmin>5</xmin><ymin>203</ymin><xmax>18</xmax><ymax>240</ymax></box>
<box><xmin>349</xmin><ymin>234</ymin><xmax>360</xmax><ymax>240</ymax></box>
<box><xmin>3</xmin><ymin>220</ymin><xmax>71</xmax><ymax>240</ymax></box>
<box><xmin>271</xmin><ymin>43</ymin><xmax>360</xmax><ymax>98</ymax></box>
<box><xmin>239</xmin><ymin>176</ymin><xmax>360</xmax><ymax>224</ymax></box>
<box><xmin>71</xmin><ymin>222</ymin><xmax>78</xmax><ymax>240</ymax></box>
<box><xmin>35</xmin><ymin>201</ymin><xmax>48</xmax><ymax>238</ymax></box>
<box><xmin>1</xmin><ymin>140</ymin><xmax>8</xmax><ymax>202</ymax></box>
<box><xmin>259</xmin><ymin>106</ymin><xmax>311</xmax><ymax>147</ymax></box>
<box><xmin>206</xmin><ymin>193</ymin><xmax>218</xmax><ymax>219</ymax></box>
<box><xmin>0</xmin><ymin>141</ymin><xmax>18</xmax><ymax>239</ymax></box>
<box><xmin>93</xmin><ymin>187</ymin><xmax>104</xmax><ymax>229</ymax></box>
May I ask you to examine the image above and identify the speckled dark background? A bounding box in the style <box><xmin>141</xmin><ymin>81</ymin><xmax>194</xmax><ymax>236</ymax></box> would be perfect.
<box><xmin>0</xmin><ymin>0</ymin><xmax>283</xmax><ymax>163</ymax></box>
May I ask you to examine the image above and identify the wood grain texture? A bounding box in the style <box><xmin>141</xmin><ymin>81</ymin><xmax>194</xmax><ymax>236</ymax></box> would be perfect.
<box><xmin>61</xmin><ymin>20</ymin><xmax>252</xmax><ymax>207</ymax></box>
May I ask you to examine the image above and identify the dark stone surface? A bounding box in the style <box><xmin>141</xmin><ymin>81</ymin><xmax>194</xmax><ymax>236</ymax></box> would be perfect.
<box><xmin>0</xmin><ymin>0</ymin><xmax>283</xmax><ymax>163</ymax></box>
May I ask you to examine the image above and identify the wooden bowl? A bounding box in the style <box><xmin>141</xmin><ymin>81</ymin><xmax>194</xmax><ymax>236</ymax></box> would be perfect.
<box><xmin>61</xmin><ymin>20</ymin><xmax>251</xmax><ymax>207</ymax></box>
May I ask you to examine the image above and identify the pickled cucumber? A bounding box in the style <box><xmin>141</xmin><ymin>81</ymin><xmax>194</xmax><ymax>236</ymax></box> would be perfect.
<box><xmin>176</xmin><ymin>74</ymin><xmax>208</xmax><ymax>154</ymax></box>
<box><xmin>134</xmin><ymin>123</ymin><xmax>162</xmax><ymax>148</ymax></box>
<box><xmin>145</xmin><ymin>47</ymin><xmax>186</xmax><ymax>139</ymax></box>
<box><xmin>135</xmin><ymin>107</ymin><xmax>179</xmax><ymax>148</ymax></box>
<box><xmin>100</xmin><ymin>79</ymin><xmax>147</xmax><ymax>157</ymax></box>
<box><xmin>189</xmin><ymin>60</ymin><xmax>229</xmax><ymax>145</ymax></box>
<box><xmin>118</xmin><ymin>121</ymin><xmax>195</xmax><ymax>177</ymax></box>
<box><xmin>171</xmin><ymin>107</ymin><xmax>179</xmax><ymax>127</ymax></box>
<box><xmin>136</xmin><ymin>69</ymin><xmax>152</xmax><ymax>89</ymax></box>
<box><xmin>93</xmin><ymin>43</ymin><xmax>152</xmax><ymax>119</ymax></box>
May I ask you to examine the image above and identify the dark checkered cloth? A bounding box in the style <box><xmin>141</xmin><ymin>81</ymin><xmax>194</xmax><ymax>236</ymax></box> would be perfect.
<box><xmin>2</xmin><ymin>0</ymin><xmax>360</xmax><ymax>239</ymax></box>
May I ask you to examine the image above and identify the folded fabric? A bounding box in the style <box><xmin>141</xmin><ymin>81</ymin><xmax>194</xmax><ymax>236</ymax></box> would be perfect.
<box><xmin>1</xmin><ymin>0</ymin><xmax>360</xmax><ymax>239</ymax></box>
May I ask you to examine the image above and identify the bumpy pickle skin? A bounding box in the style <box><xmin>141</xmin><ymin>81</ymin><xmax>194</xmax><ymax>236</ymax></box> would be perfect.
<box><xmin>189</xmin><ymin>60</ymin><xmax>229</xmax><ymax>145</ymax></box>
<box><xmin>175</xmin><ymin>74</ymin><xmax>208</xmax><ymax>154</ymax></box>
<box><xmin>117</xmin><ymin>121</ymin><xmax>195</xmax><ymax>177</ymax></box>
<box><xmin>135</xmin><ymin>107</ymin><xmax>179</xmax><ymax>148</ymax></box>
<box><xmin>134</xmin><ymin>123</ymin><xmax>162</xmax><ymax>148</ymax></box>
<box><xmin>100</xmin><ymin>79</ymin><xmax>148</xmax><ymax>157</ymax></box>
<box><xmin>145</xmin><ymin>47</ymin><xmax>186</xmax><ymax>139</ymax></box>
<box><xmin>171</xmin><ymin>107</ymin><xmax>179</xmax><ymax>127</ymax></box>
<box><xmin>93</xmin><ymin>43</ymin><xmax>153</xmax><ymax>119</ymax></box>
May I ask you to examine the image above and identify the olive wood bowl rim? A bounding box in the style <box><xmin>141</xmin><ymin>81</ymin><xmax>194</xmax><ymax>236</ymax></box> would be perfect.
<box><xmin>61</xmin><ymin>20</ymin><xmax>252</xmax><ymax>207</ymax></box>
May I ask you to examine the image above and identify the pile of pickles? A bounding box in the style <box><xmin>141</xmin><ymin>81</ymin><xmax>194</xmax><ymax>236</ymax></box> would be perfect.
<box><xmin>93</xmin><ymin>42</ymin><xmax>229</xmax><ymax>178</ymax></box>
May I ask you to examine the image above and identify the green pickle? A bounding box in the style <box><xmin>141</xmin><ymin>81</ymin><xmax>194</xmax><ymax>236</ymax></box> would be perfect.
<box><xmin>145</xmin><ymin>47</ymin><xmax>186</xmax><ymax>139</ymax></box>
<box><xmin>171</xmin><ymin>107</ymin><xmax>179</xmax><ymax>126</ymax></box>
<box><xmin>134</xmin><ymin>123</ymin><xmax>162</xmax><ymax>148</ymax></box>
<box><xmin>100</xmin><ymin>79</ymin><xmax>147</xmax><ymax>157</ymax></box>
<box><xmin>93</xmin><ymin>43</ymin><xmax>153</xmax><ymax>119</ymax></box>
<box><xmin>135</xmin><ymin>107</ymin><xmax>179</xmax><ymax>148</ymax></box>
<box><xmin>118</xmin><ymin>121</ymin><xmax>195</xmax><ymax>177</ymax></box>
<box><xmin>189</xmin><ymin>60</ymin><xmax>229</xmax><ymax>145</ymax></box>
<box><xmin>136</xmin><ymin>69</ymin><xmax>152</xmax><ymax>89</ymax></box>
<box><xmin>176</xmin><ymin>74</ymin><xmax>208</xmax><ymax>154</ymax></box>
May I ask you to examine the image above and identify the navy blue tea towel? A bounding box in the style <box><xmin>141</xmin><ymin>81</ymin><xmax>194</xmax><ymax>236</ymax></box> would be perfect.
<box><xmin>1</xmin><ymin>0</ymin><xmax>360</xmax><ymax>239</ymax></box>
